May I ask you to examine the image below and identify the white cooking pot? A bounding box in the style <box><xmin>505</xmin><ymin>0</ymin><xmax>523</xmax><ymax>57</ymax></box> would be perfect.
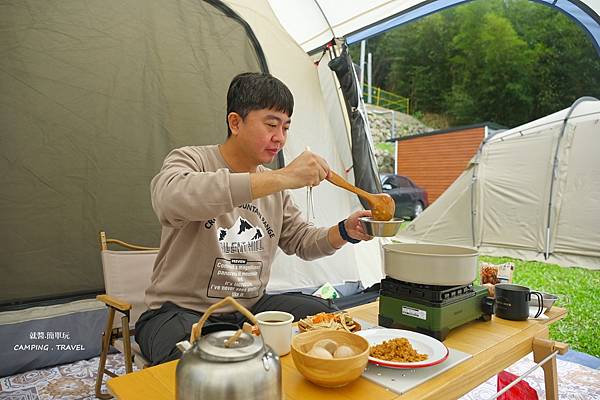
<box><xmin>383</xmin><ymin>243</ymin><xmax>478</xmax><ymax>286</ymax></box>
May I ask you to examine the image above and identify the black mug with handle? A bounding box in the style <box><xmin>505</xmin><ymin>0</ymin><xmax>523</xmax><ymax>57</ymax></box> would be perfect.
<box><xmin>494</xmin><ymin>284</ymin><xmax>544</xmax><ymax>321</ymax></box>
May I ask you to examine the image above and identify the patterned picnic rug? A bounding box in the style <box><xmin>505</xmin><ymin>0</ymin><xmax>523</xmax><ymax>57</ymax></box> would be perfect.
<box><xmin>0</xmin><ymin>354</ymin><xmax>134</xmax><ymax>400</ymax></box>
<box><xmin>1</xmin><ymin>353</ymin><xmax>598</xmax><ymax>399</ymax></box>
<box><xmin>460</xmin><ymin>353</ymin><xmax>600</xmax><ymax>400</ymax></box>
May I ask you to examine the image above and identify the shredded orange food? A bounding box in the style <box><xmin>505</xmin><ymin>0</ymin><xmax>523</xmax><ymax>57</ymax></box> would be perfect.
<box><xmin>298</xmin><ymin>312</ymin><xmax>358</xmax><ymax>332</ymax></box>
<box><xmin>370</xmin><ymin>338</ymin><xmax>428</xmax><ymax>362</ymax></box>
<box><xmin>312</xmin><ymin>313</ymin><xmax>335</xmax><ymax>324</ymax></box>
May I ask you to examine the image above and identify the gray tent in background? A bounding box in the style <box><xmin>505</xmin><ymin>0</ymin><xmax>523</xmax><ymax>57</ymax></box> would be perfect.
<box><xmin>397</xmin><ymin>98</ymin><xmax>600</xmax><ymax>270</ymax></box>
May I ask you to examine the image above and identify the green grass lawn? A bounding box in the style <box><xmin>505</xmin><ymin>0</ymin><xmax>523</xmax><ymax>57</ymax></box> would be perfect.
<box><xmin>480</xmin><ymin>256</ymin><xmax>600</xmax><ymax>358</ymax></box>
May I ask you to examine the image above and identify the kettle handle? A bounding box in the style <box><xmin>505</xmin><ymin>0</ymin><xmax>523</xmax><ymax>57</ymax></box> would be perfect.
<box><xmin>190</xmin><ymin>296</ymin><xmax>259</xmax><ymax>343</ymax></box>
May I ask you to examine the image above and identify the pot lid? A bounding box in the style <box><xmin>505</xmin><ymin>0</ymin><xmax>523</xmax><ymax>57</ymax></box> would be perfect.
<box><xmin>197</xmin><ymin>330</ymin><xmax>263</xmax><ymax>362</ymax></box>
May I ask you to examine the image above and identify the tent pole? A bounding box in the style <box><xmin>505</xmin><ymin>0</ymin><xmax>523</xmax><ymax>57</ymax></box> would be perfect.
<box><xmin>470</xmin><ymin>168</ymin><xmax>477</xmax><ymax>248</ymax></box>
<box><xmin>544</xmin><ymin>97</ymin><xmax>597</xmax><ymax>259</ymax></box>
<box><xmin>470</xmin><ymin>137</ymin><xmax>487</xmax><ymax>248</ymax></box>
<box><xmin>367</xmin><ymin>53</ymin><xmax>372</xmax><ymax>104</ymax></box>
<box><xmin>312</xmin><ymin>0</ymin><xmax>335</xmax><ymax>41</ymax></box>
<box><xmin>545</xmin><ymin>228</ymin><xmax>551</xmax><ymax>260</ymax></box>
<box><xmin>359</xmin><ymin>40</ymin><xmax>366</xmax><ymax>93</ymax></box>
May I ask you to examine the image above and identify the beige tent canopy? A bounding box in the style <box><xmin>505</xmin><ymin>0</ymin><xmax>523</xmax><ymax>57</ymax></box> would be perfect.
<box><xmin>397</xmin><ymin>97</ymin><xmax>600</xmax><ymax>270</ymax></box>
<box><xmin>268</xmin><ymin>0</ymin><xmax>600</xmax><ymax>56</ymax></box>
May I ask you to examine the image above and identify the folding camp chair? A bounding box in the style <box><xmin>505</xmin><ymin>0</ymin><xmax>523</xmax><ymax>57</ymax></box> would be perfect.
<box><xmin>95</xmin><ymin>231</ymin><xmax>158</xmax><ymax>399</ymax></box>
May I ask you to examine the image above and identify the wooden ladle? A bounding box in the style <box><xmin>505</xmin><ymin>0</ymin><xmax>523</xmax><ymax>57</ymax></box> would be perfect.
<box><xmin>326</xmin><ymin>171</ymin><xmax>395</xmax><ymax>221</ymax></box>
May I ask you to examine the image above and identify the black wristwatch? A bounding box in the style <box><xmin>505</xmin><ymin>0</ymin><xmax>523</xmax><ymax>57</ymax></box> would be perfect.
<box><xmin>338</xmin><ymin>219</ymin><xmax>360</xmax><ymax>244</ymax></box>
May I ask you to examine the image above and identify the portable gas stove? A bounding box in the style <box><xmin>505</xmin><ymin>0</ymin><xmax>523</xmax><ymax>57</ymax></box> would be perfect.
<box><xmin>378</xmin><ymin>276</ymin><xmax>492</xmax><ymax>341</ymax></box>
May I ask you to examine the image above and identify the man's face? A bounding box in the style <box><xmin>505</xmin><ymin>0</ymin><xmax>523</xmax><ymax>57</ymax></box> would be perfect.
<box><xmin>231</xmin><ymin>108</ymin><xmax>291</xmax><ymax>165</ymax></box>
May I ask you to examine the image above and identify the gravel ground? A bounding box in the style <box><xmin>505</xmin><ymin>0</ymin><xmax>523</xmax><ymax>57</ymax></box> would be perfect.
<box><xmin>365</xmin><ymin>104</ymin><xmax>432</xmax><ymax>173</ymax></box>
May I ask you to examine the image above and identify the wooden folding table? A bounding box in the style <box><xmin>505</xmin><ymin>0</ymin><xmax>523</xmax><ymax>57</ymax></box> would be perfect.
<box><xmin>108</xmin><ymin>301</ymin><xmax>567</xmax><ymax>400</ymax></box>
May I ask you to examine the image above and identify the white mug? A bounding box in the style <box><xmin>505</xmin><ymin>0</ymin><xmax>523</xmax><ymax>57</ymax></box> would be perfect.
<box><xmin>255</xmin><ymin>311</ymin><xmax>294</xmax><ymax>356</ymax></box>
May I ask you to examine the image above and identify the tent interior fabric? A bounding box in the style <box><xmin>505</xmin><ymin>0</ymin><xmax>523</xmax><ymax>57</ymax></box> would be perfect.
<box><xmin>268</xmin><ymin>0</ymin><xmax>600</xmax><ymax>55</ymax></box>
<box><xmin>1</xmin><ymin>0</ymin><xmax>266</xmax><ymax>304</ymax></box>
<box><xmin>0</xmin><ymin>0</ymin><xmax>386</xmax><ymax>307</ymax></box>
<box><xmin>397</xmin><ymin>97</ymin><xmax>600</xmax><ymax>270</ymax></box>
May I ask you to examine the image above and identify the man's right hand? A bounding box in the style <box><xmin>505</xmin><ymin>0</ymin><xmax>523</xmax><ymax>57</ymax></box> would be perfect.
<box><xmin>250</xmin><ymin>150</ymin><xmax>330</xmax><ymax>199</ymax></box>
<box><xmin>277</xmin><ymin>150</ymin><xmax>330</xmax><ymax>189</ymax></box>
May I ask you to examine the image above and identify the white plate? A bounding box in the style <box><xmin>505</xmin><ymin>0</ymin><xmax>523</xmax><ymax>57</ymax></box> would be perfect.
<box><xmin>355</xmin><ymin>329</ymin><xmax>449</xmax><ymax>369</ymax></box>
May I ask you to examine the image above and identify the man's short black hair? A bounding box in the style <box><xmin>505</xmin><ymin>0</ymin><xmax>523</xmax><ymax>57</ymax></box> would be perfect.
<box><xmin>226</xmin><ymin>72</ymin><xmax>294</xmax><ymax>137</ymax></box>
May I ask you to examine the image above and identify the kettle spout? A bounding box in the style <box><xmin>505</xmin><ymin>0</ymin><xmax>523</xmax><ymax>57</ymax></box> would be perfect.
<box><xmin>176</xmin><ymin>340</ymin><xmax>192</xmax><ymax>353</ymax></box>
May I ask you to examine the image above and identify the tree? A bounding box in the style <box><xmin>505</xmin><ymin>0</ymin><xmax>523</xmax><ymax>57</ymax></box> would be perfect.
<box><xmin>448</xmin><ymin>11</ymin><xmax>533</xmax><ymax>125</ymax></box>
<box><xmin>350</xmin><ymin>0</ymin><xmax>600</xmax><ymax>127</ymax></box>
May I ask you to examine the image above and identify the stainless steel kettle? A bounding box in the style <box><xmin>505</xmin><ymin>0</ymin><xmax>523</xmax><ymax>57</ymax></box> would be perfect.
<box><xmin>175</xmin><ymin>297</ymin><xmax>281</xmax><ymax>400</ymax></box>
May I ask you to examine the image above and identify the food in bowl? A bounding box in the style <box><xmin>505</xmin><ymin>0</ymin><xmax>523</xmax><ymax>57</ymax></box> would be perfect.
<box><xmin>291</xmin><ymin>330</ymin><xmax>370</xmax><ymax>387</ymax></box>
<box><xmin>370</xmin><ymin>337</ymin><xmax>428</xmax><ymax>362</ymax></box>
<box><xmin>298</xmin><ymin>312</ymin><xmax>360</xmax><ymax>332</ymax></box>
<box><xmin>306</xmin><ymin>338</ymin><xmax>358</xmax><ymax>359</ymax></box>
<box><xmin>359</xmin><ymin>217</ymin><xmax>403</xmax><ymax>237</ymax></box>
<box><xmin>480</xmin><ymin>265</ymin><xmax>500</xmax><ymax>284</ymax></box>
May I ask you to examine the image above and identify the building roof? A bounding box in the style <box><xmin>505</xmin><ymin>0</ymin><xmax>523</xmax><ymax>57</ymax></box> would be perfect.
<box><xmin>387</xmin><ymin>122</ymin><xmax>507</xmax><ymax>143</ymax></box>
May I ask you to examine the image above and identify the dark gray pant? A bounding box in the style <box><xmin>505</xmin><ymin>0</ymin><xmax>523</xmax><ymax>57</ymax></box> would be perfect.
<box><xmin>135</xmin><ymin>293</ymin><xmax>338</xmax><ymax>365</ymax></box>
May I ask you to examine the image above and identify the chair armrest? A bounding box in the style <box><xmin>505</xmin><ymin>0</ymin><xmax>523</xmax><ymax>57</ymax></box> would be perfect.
<box><xmin>97</xmin><ymin>294</ymin><xmax>132</xmax><ymax>312</ymax></box>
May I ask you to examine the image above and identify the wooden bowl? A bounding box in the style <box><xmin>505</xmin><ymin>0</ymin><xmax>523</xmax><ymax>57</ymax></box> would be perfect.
<box><xmin>291</xmin><ymin>330</ymin><xmax>370</xmax><ymax>388</ymax></box>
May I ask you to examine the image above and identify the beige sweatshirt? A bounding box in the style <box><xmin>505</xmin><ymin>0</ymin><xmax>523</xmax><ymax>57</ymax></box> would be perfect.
<box><xmin>145</xmin><ymin>145</ymin><xmax>337</xmax><ymax>313</ymax></box>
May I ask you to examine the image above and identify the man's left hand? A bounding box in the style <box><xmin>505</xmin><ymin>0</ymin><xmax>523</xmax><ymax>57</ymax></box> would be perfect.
<box><xmin>345</xmin><ymin>210</ymin><xmax>374</xmax><ymax>242</ymax></box>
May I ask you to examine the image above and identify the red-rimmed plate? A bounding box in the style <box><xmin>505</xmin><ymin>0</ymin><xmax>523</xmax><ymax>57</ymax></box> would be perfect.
<box><xmin>355</xmin><ymin>328</ymin><xmax>449</xmax><ymax>369</ymax></box>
